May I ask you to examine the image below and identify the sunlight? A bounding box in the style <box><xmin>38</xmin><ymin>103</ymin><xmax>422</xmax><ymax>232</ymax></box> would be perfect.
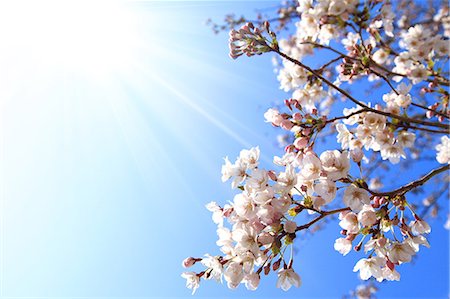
<box><xmin>0</xmin><ymin>1</ymin><xmax>140</xmax><ymax>78</ymax></box>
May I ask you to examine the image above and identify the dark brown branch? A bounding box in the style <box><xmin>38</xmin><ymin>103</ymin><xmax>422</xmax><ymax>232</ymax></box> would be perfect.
<box><xmin>295</xmin><ymin>207</ymin><xmax>351</xmax><ymax>232</ymax></box>
<box><xmin>411</xmin><ymin>102</ymin><xmax>450</xmax><ymax>119</ymax></box>
<box><xmin>270</xmin><ymin>47</ymin><xmax>449</xmax><ymax>130</ymax></box>
<box><xmin>364</xmin><ymin>164</ymin><xmax>450</xmax><ymax>197</ymax></box>
<box><xmin>325</xmin><ymin>108</ymin><xmax>369</xmax><ymax>124</ymax></box>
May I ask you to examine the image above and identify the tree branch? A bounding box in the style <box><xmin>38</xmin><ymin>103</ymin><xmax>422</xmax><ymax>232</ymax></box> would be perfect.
<box><xmin>364</xmin><ymin>164</ymin><xmax>450</xmax><ymax>197</ymax></box>
<box><xmin>270</xmin><ymin>47</ymin><xmax>450</xmax><ymax>130</ymax></box>
<box><xmin>295</xmin><ymin>207</ymin><xmax>351</xmax><ymax>232</ymax></box>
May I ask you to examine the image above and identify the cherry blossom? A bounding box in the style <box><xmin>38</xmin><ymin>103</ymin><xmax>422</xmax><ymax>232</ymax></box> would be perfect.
<box><xmin>185</xmin><ymin>0</ymin><xmax>449</xmax><ymax>294</ymax></box>
<box><xmin>276</xmin><ymin>268</ymin><xmax>301</xmax><ymax>291</ymax></box>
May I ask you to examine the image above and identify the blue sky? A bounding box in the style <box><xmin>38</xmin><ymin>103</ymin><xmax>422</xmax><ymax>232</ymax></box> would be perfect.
<box><xmin>0</xmin><ymin>1</ymin><xmax>447</xmax><ymax>298</ymax></box>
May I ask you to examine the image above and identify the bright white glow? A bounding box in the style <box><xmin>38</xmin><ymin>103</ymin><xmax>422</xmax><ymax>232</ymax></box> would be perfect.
<box><xmin>0</xmin><ymin>1</ymin><xmax>140</xmax><ymax>78</ymax></box>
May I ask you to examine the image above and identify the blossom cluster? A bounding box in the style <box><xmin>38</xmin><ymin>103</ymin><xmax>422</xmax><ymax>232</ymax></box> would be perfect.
<box><xmin>335</xmin><ymin>102</ymin><xmax>416</xmax><ymax>164</ymax></box>
<box><xmin>337</xmin><ymin>199</ymin><xmax>431</xmax><ymax>282</ymax></box>
<box><xmin>182</xmin><ymin>99</ymin><xmax>434</xmax><ymax>293</ymax></box>
<box><xmin>436</xmin><ymin>135</ymin><xmax>450</xmax><ymax>164</ymax></box>
<box><xmin>229</xmin><ymin>22</ymin><xmax>275</xmax><ymax>59</ymax></box>
<box><xmin>186</xmin><ymin>0</ymin><xmax>449</xmax><ymax>294</ymax></box>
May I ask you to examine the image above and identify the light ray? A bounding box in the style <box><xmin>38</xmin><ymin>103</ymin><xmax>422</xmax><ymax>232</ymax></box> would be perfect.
<box><xmin>149</xmin><ymin>73</ymin><xmax>253</xmax><ymax>149</ymax></box>
<box><xmin>145</xmin><ymin>72</ymin><xmax>274</xmax><ymax>165</ymax></box>
<box><xmin>102</xmin><ymin>81</ymin><xmax>210</xmax><ymax>210</ymax></box>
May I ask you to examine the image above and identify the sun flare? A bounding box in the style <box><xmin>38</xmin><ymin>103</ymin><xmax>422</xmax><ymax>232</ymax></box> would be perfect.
<box><xmin>0</xmin><ymin>1</ymin><xmax>140</xmax><ymax>78</ymax></box>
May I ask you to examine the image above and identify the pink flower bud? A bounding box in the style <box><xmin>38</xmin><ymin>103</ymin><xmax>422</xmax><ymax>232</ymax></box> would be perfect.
<box><xmin>292</xmin><ymin>112</ymin><xmax>302</xmax><ymax>121</ymax></box>
<box><xmin>280</xmin><ymin>119</ymin><xmax>294</xmax><ymax>130</ymax></box>
<box><xmin>223</xmin><ymin>207</ymin><xmax>234</xmax><ymax>218</ymax></box>
<box><xmin>350</xmin><ymin>148</ymin><xmax>364</xmax><ymax>163</ymax></box>
<box><xmin>272</xmin><ymin>259</ymin><xmax>281</xmax><ymax>271</ymax></box>
<box><xmin>264</xmin><ymin>264</ymin><xmax>271</xmax><ymax>275</ymax></box>
<box><xmin>293</xmin><ymin>137</ymin><xmax>308</xmax><ymax>149</ymax></box>
<box><xmin>268</xmin><ymin>170</ymin><xmax>278</xmax><ymax>181</ymax></box>
<box><xmin>284</xmin><ymin>99</ymin><xmax>292</xmax><ymax>110</ymax></box>
<box><xmin>387</xmin><ymin>259</ymin><xmax>395</xmax><ymax>271</ymax></box>
<box><xmin>302</xmin><ymin>128</ymin><xmax>312</xmax><ymax>136</ymax></box>
<box><xmin>182</xmin><ymin>257</ymin><xmax>197</xmax><ymax>268</ymax></box>
<box><xmin>285</xmin><ymin>144</ymin><xmax>295</xmax><ymax>153</ymax></box>
<box><xmin>373</xmin><ymin>196</ymin><xmax>381</xmax><ymax>208</ymax></box>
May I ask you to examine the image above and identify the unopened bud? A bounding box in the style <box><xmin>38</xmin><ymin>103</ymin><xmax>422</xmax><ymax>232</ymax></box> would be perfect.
<box><xmin>302</xmin><ymin>128</ymin><xmax>312</xmax><ymax>136</ymax></box>
<box><xmin>284</xmin><ymin>99</ymin><xmax>292</xmax><ymax>110</ymax></box>
<box><xmin>294</xmin><ymin>137</ymin><xmax>309</xmax><ymax>149</ymax></box>
<box><xmin>182</xmin><ymin>257</ymin><xmax>197</xmax><ymax>268</ymax></box>
<box><xmin>372</xmin><ymin>200</ymin><xmax>380</xmax><ymax>209</ymax></box>
<box><xmin>264</xmin><ymin>263</ymin><xmax>271</xmax><ymax>275</ymax></box>
<box><xmin>280</xmin><ymin>119</ymin><xmax>294</xmax><ymax>130</ymax></box>
<box><xmin>268</xmin><ymin>170</ymin><xmax>278</xmax><ymax>181</ymax></box>
<box><xmin>387</xmin><ymin>259</ymin><xmax>395</xmax><ymax>271</ymax></box>
<box><xmin>285</xmin><ymin>144</ymin><xmax>295</xmax><ymax>153</ymax></box>
<box><xmin>272</xmin><ymin>259</ymin><xmax>281</xmax><ymax>271</ymax></box>
<box><xmin>223</xmin><ymin>207</ymin><xmax>234</xmax><ymax>218</ymax></box>
<box><xmin>350</xmin><ymin>148</ymin><xmax>364</xmax><ymax>163</ymax></box>
<box><xmin>292</xmin><ymin>112</ymin><xmax>302</xmax><ymax>121</ymax></box>
<box><xmin>373</xmin><ymin>196</ymin><xmax>382</xmax><ymax>207</ymax></box>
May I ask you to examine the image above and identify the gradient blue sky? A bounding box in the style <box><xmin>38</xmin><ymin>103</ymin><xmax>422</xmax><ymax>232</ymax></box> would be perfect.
<box><xmin>0</xmin><ymin>1</ymin><xmax>448</xmax><ymax>298</ymax></box>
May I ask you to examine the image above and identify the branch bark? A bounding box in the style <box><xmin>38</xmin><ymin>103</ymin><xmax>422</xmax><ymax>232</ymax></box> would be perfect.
<box><xmin>270</xmin><ymin>47</ymin><xmax>449</xmax><ymax>130</ymax></box>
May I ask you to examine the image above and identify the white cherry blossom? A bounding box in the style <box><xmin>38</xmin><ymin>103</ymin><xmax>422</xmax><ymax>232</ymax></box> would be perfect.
<box><xmin>276</xmin><ymin>268</ymin><xmax>301</xmax><ymax>291</ymax></box>
<box><xmin>353</xmin><ymin>257</ymin><xmax>385</xmax><ymax>280</ymax></box>
<box><xmin>334</xmin><ymin>237</ymin><xmax>352</xmax><ymax>256</ymax></box>
<box><xmin>181</xmin><ymin>272</ymin><xmax>200</xmax><ymax>294</ymax></box>
<box><xmin>343</xmin><ymin>185</ymin><xmax>371</xmax><ymax>212</ymax></box>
